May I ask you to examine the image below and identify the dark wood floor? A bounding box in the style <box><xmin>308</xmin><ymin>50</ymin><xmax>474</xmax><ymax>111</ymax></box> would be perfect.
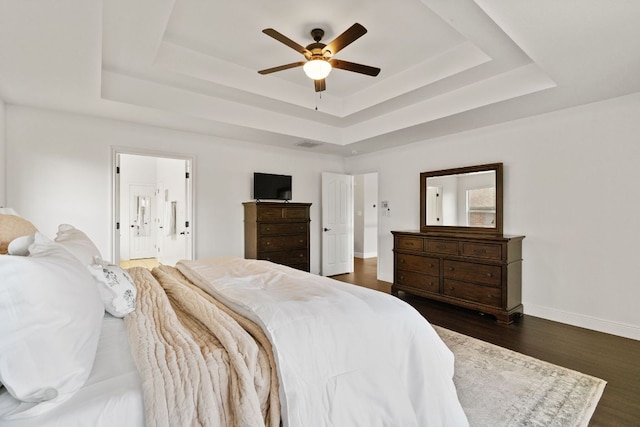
<box><xmin>332</xmin><ymin>258</ymin><xmax>640</xmax><ymax>427</ymax></box>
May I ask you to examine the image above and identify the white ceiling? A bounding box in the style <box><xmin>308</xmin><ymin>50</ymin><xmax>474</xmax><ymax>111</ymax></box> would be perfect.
<box><xmin>1</xmin><ymin>0</ymin><xmax>638</xmax><ymax>156</ymax></box>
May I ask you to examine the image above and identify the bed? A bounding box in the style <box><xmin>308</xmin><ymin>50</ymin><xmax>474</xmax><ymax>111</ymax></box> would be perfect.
<box><xmin>0</xmin><ymin>214</ymin><xmax>469</xmax><ymax>427</ymax></box>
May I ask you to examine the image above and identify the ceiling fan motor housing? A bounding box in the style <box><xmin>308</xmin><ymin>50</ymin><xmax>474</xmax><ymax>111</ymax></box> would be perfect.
<box><xmin>310</xmin><ymin>28</ymin><xmax>324</xmax><ymax>42</ymax></box>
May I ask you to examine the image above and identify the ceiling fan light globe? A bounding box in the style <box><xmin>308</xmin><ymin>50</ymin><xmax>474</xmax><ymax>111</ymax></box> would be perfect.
<box><xmin>303</xmin><ymin>59</ymin><xmax>332</xmax><ymax>80</ymax></box>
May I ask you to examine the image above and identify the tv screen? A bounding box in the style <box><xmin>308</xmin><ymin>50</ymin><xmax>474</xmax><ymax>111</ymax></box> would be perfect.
<box><xmin>253</xmin><ymin>173</ymin><xmax>292</xmax><ymax>201</ymax></box>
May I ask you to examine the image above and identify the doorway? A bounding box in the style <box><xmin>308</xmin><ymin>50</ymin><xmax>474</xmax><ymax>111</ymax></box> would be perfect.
<box><xmin>113</xmin><ymin>151</ymin><xmax>194</xmax><ymax>266</ymax></box>
<box><xmin>353</xmin><ymin>172</ymin><xmax>378</xmax><ymax>259</ymax></box>
<box><xmin>321</xmin><ymin>171</ymin><xmax>379</xmax><ymax>278</ymax></box>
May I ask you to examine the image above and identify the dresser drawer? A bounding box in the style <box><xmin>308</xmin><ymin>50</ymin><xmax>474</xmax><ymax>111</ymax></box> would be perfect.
<box><xmin>282</xmin><ymin>207</ymin><xmax>309</xmax><ymax>219</ymax></box>
<box><xmin>396</xmin><ymin>270</ymin><xmax>439</xmax><ymax>294</ymax></box>
<box><xmin>396</xmin><ymin>253</ymin><xmax>440</xmax><ymax>275</ymax></box>
<box><xmin>460</xmin><ymin>242</ymin><xmax>502</xmax><ymax>260</ymax></box>
<box><xmin>396</xmin><ymin>236</ymin><xmax>424</xmax><ymax>251</ymax></box>
<box><xmin>257</xmin><ymin>207</ymin><xmax>284</xmax><ymax>221</ymax></box>
<box><xmin>443</xmin><ymin>260</ymin><xmax>501</xmax><ymax>287</ymax></box>
<box><xmin>425</xmin><ymin>239</ymin><xmax>458</xmax><ymax>255</ymax></box>
<box><xmin>259</xmin><ymin>222</ymin><xmax>307</xmax><ymax>235</ymax></box>
<box><xmin>260</xmin><ymin>249</ymin><xmax>308</xmax><ymax>264</ymax></box>
<box><xmin>259</xmin><ymin>235</ymin><xmax>308</xmax><ymax>251</ymax></box>
<box><xmin>257</xmin><ymin>206</ymin><xmax>309</xmax><ymax>221</ymax></box>
<box><xmin>444</xmin><ymin>279</ymin><xmax>501</xmax><ymax>307</ymax></box>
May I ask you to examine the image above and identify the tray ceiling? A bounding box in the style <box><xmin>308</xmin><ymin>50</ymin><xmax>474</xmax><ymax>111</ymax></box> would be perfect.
<box><xmin>1</xmin><ymin>0</ymin><xmax>638</xmax><ymax>156</ymax></box>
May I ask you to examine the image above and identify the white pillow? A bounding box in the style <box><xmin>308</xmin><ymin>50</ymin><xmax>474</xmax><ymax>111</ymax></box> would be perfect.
<box><xmin>54</xmin><ymin>224</ymin><xmax>101</xmax><ymax>266</ymax></box>
<box><xmin>0</xmin><ymin>232</ymin><xmax>104</xmax><ymax>419</ymax></box>
<box><xmin>7</xmin><ymin>234</ymin><xmax>35</xmax><ymax>256</ymax></box>
<box><xmin>88</xmin><ymin>260</ymin><xmax>137</xmax><ymax>318</ymax></box>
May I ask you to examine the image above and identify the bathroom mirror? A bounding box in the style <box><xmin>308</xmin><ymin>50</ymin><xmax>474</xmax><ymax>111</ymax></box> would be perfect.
<box><xmin>420</xmin><ymin>163</ymin><xmax>503</xmax><ymax>235</ymax></box>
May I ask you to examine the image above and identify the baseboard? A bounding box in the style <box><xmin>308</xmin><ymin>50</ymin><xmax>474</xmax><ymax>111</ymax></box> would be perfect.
<box><xmin>354</xmin><ymin>252</ymin><xmax>377</xmax><ymax>259</ymax></box>
<box><xmin>524</xmin><ymin>303</ymin><xmax>640</xmax><ymax>341</ymax></box>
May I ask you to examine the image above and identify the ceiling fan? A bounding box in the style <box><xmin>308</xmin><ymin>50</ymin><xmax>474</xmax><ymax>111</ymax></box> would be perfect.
<box><xmin>258</xmin><ymin>23</ymin><xmax>381</xmax><ymax>92</ymax></box>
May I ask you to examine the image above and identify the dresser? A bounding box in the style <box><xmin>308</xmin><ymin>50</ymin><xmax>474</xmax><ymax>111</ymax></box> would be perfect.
<box><xmin>243</xmin><ymin>201</ymin><xmax>311</xmax><ymax>272</ymax></box>
<box><xmin>392</xmin><ymin>231</ymin><xmax>524</xmax><ymax>323</ymax></box>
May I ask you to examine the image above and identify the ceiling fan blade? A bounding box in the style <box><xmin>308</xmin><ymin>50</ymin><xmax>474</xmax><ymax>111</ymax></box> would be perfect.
<box><xmin>323</xmin><ymin>23</ymin><xmax>367</xmax><ymax>56</ymax></box>
<box><xmin>314</xmin><ymin>79</ymin><xmax>326</xmax><ymax>92</ymax></box>
<box><xmin>262</xmin><ymin>28</ymin><xmax>310</xmax><ymax>55</ymax></box>
<box><xmin>258</xmin><ymin>61</ymin><xmax>306</xmax><ymax>75</ymax></box>
<box><xmin>331</xmin><ymin>59</ymin><xmax>380</xmax><ymax>76</ymax></box>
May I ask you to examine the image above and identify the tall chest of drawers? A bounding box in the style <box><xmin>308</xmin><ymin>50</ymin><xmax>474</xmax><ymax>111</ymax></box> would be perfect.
<box><xmin>392</xmin><ymin>231</ymin><xmax>524</xmax><ymax>324</ymax></box>
<box><xmin>243</xmin><ymin>202</ymin><xmax>311</xmax><ymax>272</ymax></box>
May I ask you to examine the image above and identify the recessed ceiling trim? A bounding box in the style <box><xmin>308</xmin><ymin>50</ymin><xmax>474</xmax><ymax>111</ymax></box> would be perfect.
<box><xmin>342</xmin><ymin>63</ymin><xmax>556</xmax><ymax>144</ymax></box>
<box><xmin>155</xmin><ymin>40</ymin><xmax>344</xmax><ymax>114</ymax></box>
<box><xmin>101</xmin><ymin>70</ymin><xmax>344</xmax><ymax>143</ymax></box>
<box><xmin>342</xmin><ymin>41</ymin><xmax>492</xmax><ymax>115</ymax></box>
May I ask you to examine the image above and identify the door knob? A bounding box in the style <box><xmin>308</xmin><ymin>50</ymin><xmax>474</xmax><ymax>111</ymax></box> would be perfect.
<box><xmin>324</xmin><ymin>228</ymin><xmax>331</xmax><ymax>232</ymax></box>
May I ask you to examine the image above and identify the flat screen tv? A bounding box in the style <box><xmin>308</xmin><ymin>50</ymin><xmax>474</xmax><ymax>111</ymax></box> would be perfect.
<box><xmin>253</xmin><ymin>172</ymin><xmax>292</xmax><ymax>201</ymax></box>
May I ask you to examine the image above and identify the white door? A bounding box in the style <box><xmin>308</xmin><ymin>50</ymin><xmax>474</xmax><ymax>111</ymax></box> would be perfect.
<box><xmin>157</xmin><ymin>158</ymin><xmax>192</xmax><ymax>265</ymax></box>
<box><xmin>129</xmin><ymin>184</ymin><xmax>156</xmax><ymax>259</ymax></box>
<box><xmin>322</xmin><ymin>172</ymin><xmax>354</xmax><ymax>276</ymax></box>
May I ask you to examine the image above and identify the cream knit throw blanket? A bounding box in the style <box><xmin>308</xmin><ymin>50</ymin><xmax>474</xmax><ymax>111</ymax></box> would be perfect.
<box><xmin>125</xmin><ymin>266</ymin><xmax>280</xmax><ymax>427</ymax></box>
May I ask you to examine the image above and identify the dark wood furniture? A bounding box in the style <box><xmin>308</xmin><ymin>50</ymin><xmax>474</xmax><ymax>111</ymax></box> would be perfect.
<box><xmin>400</xmin><ymin>162</ymin><xmax>524</xmax><ymax>323</ymax></box>
<box><xmin>392</xmin><ymin>231</ymin><xmax>524</xmax><ymax>323</ymax></box>
<box><xmin>243</xmin><ymin>201</ymin><xmax>311</xmax><ymax>272</ymax></box>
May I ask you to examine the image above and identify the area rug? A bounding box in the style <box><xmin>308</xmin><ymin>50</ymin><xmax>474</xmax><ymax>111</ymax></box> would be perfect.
<box><xmin>434</xmin><ymin>326</ymin><xmax>607</xmax><ymax>427</ymax></box>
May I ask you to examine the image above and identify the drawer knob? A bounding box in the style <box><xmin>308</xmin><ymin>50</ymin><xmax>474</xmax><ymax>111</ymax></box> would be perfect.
<box><xmin>448</xmin><ymin>267</ymin><xmax>454</xmax><ymax>271</ymax></box>
<box><xmin>266</xmin><ymin>227</ymin><xmax>271</xmax><ymax>231</ymax></box>
<box><xmin>486</xmin><ymin>273</ymin><xmax>493</xmax><ymax>277</ymax></box>
<box><xmin>474</xmin><ymin>249</ymin><xmax>486</xmax><ymax>254</ymax></box>
<box><xmin>487</xmin><ymin>294</ymin><xmax>493</xmax><ymax>298</ymax></box>
<box><xmin>299</xmin><ymin>254</ymin><xmax>303</xmax><ymax>258</ymax></box>
<box><xmin>429</xmin><ymin>264</ymin><xmax>434</xmax><ymax>268</ymax></box>
<box><xmin>400</xmin><ymin>275</ymin><xmax>404</xmax><ymax>280</ymax></box>
<box><xmin>266</xmin><ymin>242</ymin><xmax>271</xmax><ymax>245</ymax></box>
<box><xmin>400</xmin><ymin>259</ymin><xmax>405</xmax><ymax>263</ymax></box>
<box><xmin>449</xmin><ymin>286</ymin><xmax>455</xmax><ymax>291</ymax></box>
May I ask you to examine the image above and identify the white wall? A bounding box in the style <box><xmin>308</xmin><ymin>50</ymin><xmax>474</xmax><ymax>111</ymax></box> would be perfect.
<box><xmin>0</xmin><ymin>99</ymin><xmax>6</xmax><ymax>207</ymax></box>
<box><xmin>362</xmin><ymin>173</ymin><xmax>378</xmax><ymax>257</ymax></box>
<box><xmin>346</xmin><ymin>92</ymin><xmax>640</xmax><ymax>340</ymax></box>
<box><xmin>354</xmin><ymin>173</ymin><xmax>378</xmax><ymax>258</ymax></box>
<box><xmin>354</xmin><ymin>175</ymin><xmax>365</xmax><ymax>256</ymax></box>
<box><xmin>5</xmin><ymin>106</ymin><xmax>344</xmax><ymax>274</ymax></box>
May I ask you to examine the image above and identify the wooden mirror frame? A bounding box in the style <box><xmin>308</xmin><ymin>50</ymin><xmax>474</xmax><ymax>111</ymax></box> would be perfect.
<box><xmin>420</xmin><ymin>162</ymin><xmax>503</xmax><ymax>235</ymax></box>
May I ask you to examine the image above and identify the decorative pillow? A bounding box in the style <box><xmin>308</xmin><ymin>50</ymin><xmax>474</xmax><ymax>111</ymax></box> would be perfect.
<box><xmin>0</xmin><ymin>232</ymin><xmax>104</xmax><ymax>419</ymax></box>
<box><xmin>54</xmin><ymin>224</ymin><xmax>101</xmax><ymax>266</ymax></box>
<box><xmin>88</xmin><ymin>259</ymin><xmax>137</xmax><ymax>317</ymax></box>
<box><xmin>0</xmin><ymin>214</ymin><xmax>37</xmax><ymax>255</ymax></box>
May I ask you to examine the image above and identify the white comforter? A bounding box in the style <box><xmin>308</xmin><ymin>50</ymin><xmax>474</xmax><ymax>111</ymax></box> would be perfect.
<box><xmin>178</xmin><ymin>257</ymin><xmax>469</xmax><ymax>427</ymax></box>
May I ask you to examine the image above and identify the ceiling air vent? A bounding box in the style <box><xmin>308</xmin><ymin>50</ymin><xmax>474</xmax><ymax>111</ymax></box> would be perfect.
<box><xmin>296</xmin><ymin>140</ymin><xmax>323</xmax><ymax>148</ymax></box>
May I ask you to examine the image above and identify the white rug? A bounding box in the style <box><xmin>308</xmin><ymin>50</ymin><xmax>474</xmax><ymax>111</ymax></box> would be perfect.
<box><xmin>434</xmin><ymin>326</ymin><xmax>606</xmax><ymax>427</ymax></box>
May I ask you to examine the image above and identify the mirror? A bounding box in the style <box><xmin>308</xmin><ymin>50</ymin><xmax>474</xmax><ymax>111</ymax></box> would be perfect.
<box><xmin>420</xmin><ymin>163</ymin><xmax>503</xmax><ymax>235</ymax></box>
